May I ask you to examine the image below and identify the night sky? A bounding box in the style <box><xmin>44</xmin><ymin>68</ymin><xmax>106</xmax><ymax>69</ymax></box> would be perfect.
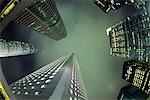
<box><xmin>1</xmin><ymin>0</ymin><xmax>138</xmax><ymax>99</ymax></box>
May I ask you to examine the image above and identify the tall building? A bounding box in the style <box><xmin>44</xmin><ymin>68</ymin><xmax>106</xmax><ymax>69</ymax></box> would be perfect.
<box><xmin>106</xmin><ymin>1</ymin><xmax>150</xmax><ymax>62</ymax></box>
<box><xmin>122</xmin><ymin>60</ymin><xmax>150</xmax><ymax>95</ymax></box>
<box><xmin>9</xmin><ymin>54</ymin><xmax>88</xmax><ymax>100</ymax></box>
<box><xmin>0</xmin><ymin>39</ymin><xmax>38</xmax><ymax>57</ymax></box>
<box><xmin>118</xmin><ymin>85</ymin><xmax>149</xmax><ymax>100</ymax></box>
<box><xmin>94</xmin><ymin>0</ymin><xmax>135</xmax><ymax>13</ymax></box>
<box><xmin>0</xmin><ymin>0</ymin><xmax>67</xmax><ymax>40</ymax></box>
<box><xmin>61</xmin><ymin>56</ymin><xmax>88</xmax><ymax>100</ymax></box>
<box><xmin>0</xmin><ymin>82</ymin><xmax>10</xmax><ymax>100</ymax></box>
<box><xmin>12</xmin><ymin>0</ymin><xmax>67</xmax><ymax>40</ymax></box>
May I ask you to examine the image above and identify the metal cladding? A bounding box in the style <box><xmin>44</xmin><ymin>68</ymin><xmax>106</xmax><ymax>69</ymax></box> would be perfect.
<box><xmin>117</xmin><ymin>84</ymin><xmax>149</xmax><ymax>100</ymax></box>
<box><xmin>0</xmin><ymin>39</ymin><xmax>38</xmax><ymax>57</ymax></box>
<box><xmin>94</xmin><ymin>0</ymin><xmax>135</xmax><ymax>13</ymax></box>
<box><xmin>107</xmin><ymin>1</ymin><xmax>150</xmax><ymax>62</ymax></box>
<box><xmin>12</xmin><ymin>0</ymin><xmax>67</xmax><ymax>40</ymax></box>
<box><xmin>122</xmin><ymin>60</ymin><xmax>150</xmax><ymax>95</ymax></box>
<box><xmin>9</xmin><ymin>54</ymin><xmax>88</xmax><ymax>100</ymax></box>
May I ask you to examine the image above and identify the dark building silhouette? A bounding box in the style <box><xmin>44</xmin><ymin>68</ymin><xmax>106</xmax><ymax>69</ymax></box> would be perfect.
<box><xmin>9</xmin><ymin>54</ymin><xmax>88</xmax><ymax>100</ymax></box>
<box><xmin>0</xmin><ymin>39</ymin><xmax>38</xmax><ymax>57</ymax></box>
<box><xmin>118</xmin><ymin>85</ymin><xmax>149</xmax><ymax>100</ymax></box>
<box><xmin>107</xmin><ymin>1</ymin><xmax>150</xmax><ymax>62</ymax></box>
<box><xmin>94</xmin><ymin>0</ymin><xmax>135</xmax><ymax>13</ymax></box>
<box><xmin>0</xmin><ymin>0</ymin><xmax>67</xmax><ymax>40</ymax></box>
<box><xmin>122</xmin><ymin>60</ymin><xmax>150</xmax><ymax>95</ymax></box>
<box><xmin>0</xmin><ymin>0</ymin><xmax>25</xmax><ymax>32</ymax></box>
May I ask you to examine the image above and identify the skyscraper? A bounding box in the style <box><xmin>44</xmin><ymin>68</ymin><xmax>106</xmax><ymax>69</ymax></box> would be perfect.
<box><xmin>0</xmin><ymin>0</ymin><xmax>67</xmax><ymax>40</ymax></box>
<box><xmin>94</xmin><ymin>0</ymin><xmax>135</xmax><ymax>13</ymax></box>
<box><xmin>9</xmin><ymin>54</ymin><xmax>88</xmax><ymax>100</ymax></box>
<box><xmin>122</xmin><ymin>60</ymin><xmax>150</xmax><ymax>95</ymax></box>
<box><xmin>0</xmin><ymin>39</ymin><xmax>38</xmax><ymax>57</ymax></box>
<box><xmin>106</xmin><ymin>1</ymin><xmax>150</xmax><ymax>62</ymax></box>
<box><xmin>118</xmin><ymin>84</ymin><xmax>149</xmax><ymax>100</ymax></box>
<box><xmin>12</xmin><ymin>0</ymin><xmax>67</xmax><ymax>40</ymax></box>
<box><xmin>61</xmin><ymin>56</ymin><xmax>88</xmax><ymax>100</ymax></box>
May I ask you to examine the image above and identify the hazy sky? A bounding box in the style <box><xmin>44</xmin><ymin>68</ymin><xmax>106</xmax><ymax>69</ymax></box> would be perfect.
<box><xmin>1</xmin><ymin>0</ymin><xmax>137</xmax><ymax>100</ymax></box>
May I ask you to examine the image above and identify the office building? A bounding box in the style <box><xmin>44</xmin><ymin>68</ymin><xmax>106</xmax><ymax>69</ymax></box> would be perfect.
<box><xmin>0</xmin><ymin>0</ymin><xmax>67</xmax><ymax>40</ymax></box>
<box><xmin>9</xmin><ymin>54</ymin><xmax>88</xmax><ymax>100</ymax></box>
<box><xmin>118</xmin><ymin>84</ymin><xmax>149</xmax><ymax>100</ymax></box>
<box><xmin>122</xmin><ymin>60</ymin><xmax>150</xmax><ymax>95</ymax></box>
<box><xmin>94</xmin><ymin>0</ymin><xmax>135</xmax><ymax>13</ymax></box>
<box><xmin>12</xmin><ymin>0</ymin><xmax>67</xmax><ymax>40</ymax></box>
<box><xmin>0</xmin><ymin>39</ymin><xmax>38</xmax><ymax>57</ymax></box>
<box><xmin>106</xmin><ymin>1</ymin><xmax>150</xmax><ymax>62</ymax></box>
<box><xmin>61</xmin><ymin>56</ymin><xmax>88</xmax><ymax>100</ymax></box>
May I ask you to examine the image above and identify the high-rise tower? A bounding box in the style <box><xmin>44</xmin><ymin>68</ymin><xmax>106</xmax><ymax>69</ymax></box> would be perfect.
<box><xmin>122</xmin><ymin>60</ymin><xmax>150</xmax><ymax>95</ymax></box>
<box><xmin>106</xmin><ymin>1</ymin><xmax>150</xmax><ymax>62</ymax></box>
<box><xmin>0</xmin><ymin>39</ymin><xmax>38</xmax><ymax>57</ymax></box>
<box><xmin>0</xmin><ymin>0</ymin><xmax>67</xmax><ymax>40</ymax></box>
<box><xmin>94</xmin><ymin>0</ymin><xmax>135</xmax><ymax>13</ymax></box>
<box><xmin>9</xmin><ymin>54</ymin><xmax>88</xmax><ymax>100</ymax></box>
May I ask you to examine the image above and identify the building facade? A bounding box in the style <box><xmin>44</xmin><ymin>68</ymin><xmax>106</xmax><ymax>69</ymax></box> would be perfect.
<box><xmin>0</xmin><ymin>0</ymin><xmax>67</xmax><ymax>40</ymax></box>
<box><xmin>0</xmin><ymin>0</ymin><xmax>27</xmax><ymax>32</ymax></box>
<box><xmin>12</xmin><ymin>0</ymin><xmax>67</xmax><ymax>40</ymax></box>
<box><xmin>0</xmin><ymin>39</ymin><xmax>38</xmax><ymax>57</ymax></box>
<box><xmin>118</xmin><ymin>84</ymin><xmax>149</xmax><ymax>100</ymax></box>
<box><xmin>107</xmin><ymin>1</ymin><xmax>150</xmax><ymax>62</ymax></box>
<box><xmin>61</xmin><ymin>56</ymin><xmax>88</xmax><ymax>100</ymax></box>
<box><xmin>122</xmin><ymin>60</ymin><xmax>150</xmax><ymax>95</ymax></box>
<box><xmin>9</xmin><ymin>54</ymin><xmax>88</xmax><ymax>100</ymax></box>
<box><xmin>94</xmin><ymin>0</ymin><xmax>135</xmax><ymax>13</ymax></box>
<box><xmin>0</xmin><ymin>82</ymin><xmax>10</xmax><ymax>100</ymax></box>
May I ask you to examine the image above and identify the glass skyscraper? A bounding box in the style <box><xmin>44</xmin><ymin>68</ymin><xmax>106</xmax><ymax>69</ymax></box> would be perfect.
<box><xmin>9</xmin><ymin>54</ymin><xmax>88</xmax><ymax>100</ymax></box>
<box><xmin>122</xmin><ymin>60</ymin><xmax>150</xmax><ymax>95</ymax></box>
<box><xmin>107</xmin><ymin>1</ymin><xmax>150</xmax><ymax>62</ymax></box>
<box><xmin>0</xmin><ymin>39</ymin><xmax>38</xmax><ymax>57</ymax></box>
<box><xmin>0</xmin><ymin>0</ymin><xmax>67</xmax><ymax>40</ymax></box>
<box><xmin>94</xmin><ymin>0</ymin><xmax>135</xmax><ymax>13</ymax></box>
<box><xmin>12</xmin><ymin>0</ymin><xmax>67</xmax><ymax>40</ymax></box>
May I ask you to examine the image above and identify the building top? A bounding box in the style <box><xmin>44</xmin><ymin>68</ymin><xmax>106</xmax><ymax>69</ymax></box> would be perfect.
<box><xmin>0</xmin><ymin>39</ymin><xmax>38</xmax><ymax>57</ymax></box>
<box><xmin>9</xmin><ymin>54</ymin><xmax>88</xmax><ymax>100</ymax></box>
<box><xmin>11</xmin><ymin>0</ymin><xmax>67</xmax><ymax>41</ymax></box>
<box><xmin>122</xmin><ymin>60</ymin><xmax>150</xmax><ymax>94</ymax></box>
<box><xmin>94</xmin><ymin>0</ymin><xmax>135</xmax><ymax>13</ymax></box>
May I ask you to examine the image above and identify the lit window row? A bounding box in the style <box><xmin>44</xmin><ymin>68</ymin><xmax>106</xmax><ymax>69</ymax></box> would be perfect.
<box><xmin>10</xmin><ymin>57</ymin><xmax>68</xmax><ymax>97</ymax></box>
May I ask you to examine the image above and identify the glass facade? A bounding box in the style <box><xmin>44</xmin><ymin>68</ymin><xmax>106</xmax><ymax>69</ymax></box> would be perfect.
<box><xmin>12</xmin><ymin>0</ymin><xmax>67</xmax><ymax>40</ymax></box>
<box><xmin>0</xmin><ymin>39</ymin><xmax>38</xmax><ymax>57</ymax></box>
<box><xmin>9</xmin><ymin>54</ymin><xmax>88</xmax><ymax>100</ymax></box>
<box><xmin>107</xmin><ymin>1</ymin><xmax>150</xmax><ymax>62</ymax></box>
<box><xmin>94</xmin><ymin>0</ymin><xmax>135</xmax><ymax>13</ymax></box>
<box><xmin>122</xmin><ymin>60</ymin><xmax>150</xmax><ymax>95</ymax></box>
